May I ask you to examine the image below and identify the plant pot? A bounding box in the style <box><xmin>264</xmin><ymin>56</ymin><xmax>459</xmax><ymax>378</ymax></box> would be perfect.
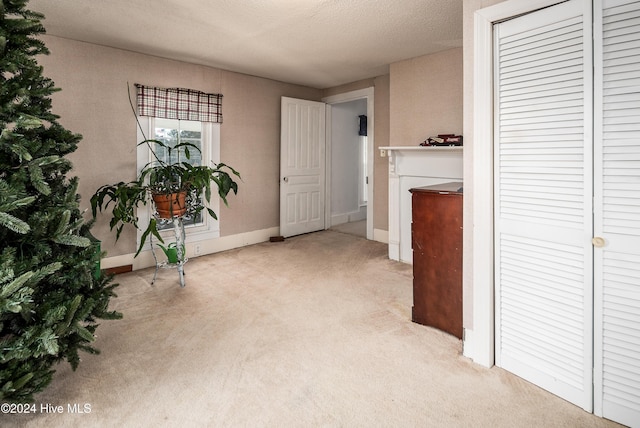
<box><xmin>152</xmin><ymin>191</ymin><xmax>187</xmax><ymax>218</ymax></box>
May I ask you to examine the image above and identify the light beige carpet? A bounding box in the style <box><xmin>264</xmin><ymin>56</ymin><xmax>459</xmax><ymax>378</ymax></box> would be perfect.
<box><xmin>330</xmin><ymin>220</ymin><xmax>366</xmax><ymax>238</ymax></box>
<box><xmin>3</xmin><ymin>231</ymin><xmax>622</xmax><ymax>427</ymax></box>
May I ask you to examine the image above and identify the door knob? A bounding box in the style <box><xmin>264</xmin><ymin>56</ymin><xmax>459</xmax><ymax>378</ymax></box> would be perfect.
<box><xmin>592</xmin><ymin>237</ymin><xmax>605</xmax><ymax>248</ymax></box>
<box><xmin>283</xmin><ymin>176</ymin><xmax>288</xmax><ymax>182</ymax></box>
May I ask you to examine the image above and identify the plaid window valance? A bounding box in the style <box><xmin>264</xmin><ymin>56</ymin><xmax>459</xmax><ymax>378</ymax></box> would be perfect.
<box><xmin>135</xmin><ymin>84</ymin><xmax>223</xmax><ymax>123</ymax></box>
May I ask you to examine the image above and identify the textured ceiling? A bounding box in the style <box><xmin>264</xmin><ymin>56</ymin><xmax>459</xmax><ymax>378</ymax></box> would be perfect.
<box><xmin>27</xmin><ymin>0</ymin><xmax>463</xmax><ymax>89</ymax></box>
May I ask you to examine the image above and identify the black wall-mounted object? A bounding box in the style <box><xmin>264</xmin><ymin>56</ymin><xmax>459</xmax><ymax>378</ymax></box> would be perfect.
<box><xmin>358</xmin><ymin>115</ymin><xmax>367</xmax><ymax>136</ymax></box>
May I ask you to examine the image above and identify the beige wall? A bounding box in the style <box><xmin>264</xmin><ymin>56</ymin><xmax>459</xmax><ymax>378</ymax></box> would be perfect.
<box><xmin>372</xmin><ymin>75</ymin><xmax>391</xmax><ymax>233</ymax></box>
<box><xmin>390</xmin><ymin>48</ymin><xmax>463</xmax><ymax>147</ymax></box>
<box><xmin>38</xmin><ymin>35</ymin><xmax>321</xmax><ymax>258</ymax></box>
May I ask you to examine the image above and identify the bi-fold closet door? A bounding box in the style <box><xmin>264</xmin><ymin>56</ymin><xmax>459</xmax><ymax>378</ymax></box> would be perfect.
<box><xmin>594</xmin><ymin>0</ymin><xmax>640</xmax><ymax>425</ymax></box>
<box><xmin>494</xmin><ymin>0</ymin><xmax>640</xmax><ymax>426</ymax></box>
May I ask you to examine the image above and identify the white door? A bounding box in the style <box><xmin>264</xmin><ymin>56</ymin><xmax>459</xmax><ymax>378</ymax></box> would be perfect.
<box><xmin>494</xmin><ymin>0</ymin><xmax>594</xmax><ymax>411</ymax></box>
<box><xmin>593</xmin><ymin>0</ymin><xmax>640</xmax><ymax>425</ymax></box>
<box><xmin>280</xmin><ymin>97</ymin><xmax>326</xmax><ymax>237</ymax></box>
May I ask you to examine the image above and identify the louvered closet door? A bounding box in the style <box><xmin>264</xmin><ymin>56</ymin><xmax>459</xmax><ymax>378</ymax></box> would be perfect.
<box><xmin>594</xmin><ymin>0</ymin><xmax>640</xmax><ymax>425</ymax></box>
<box><xmin>494</xmin><ymin>0</ymin><xmax>594</xmax><ymax>411</ymax></box>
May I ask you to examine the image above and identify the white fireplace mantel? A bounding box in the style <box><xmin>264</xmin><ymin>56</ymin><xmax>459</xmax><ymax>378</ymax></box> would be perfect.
<box><xmin>380</xmin><ymin>146</ymin><xmax>463</xmax><ymax>263</ymax></box>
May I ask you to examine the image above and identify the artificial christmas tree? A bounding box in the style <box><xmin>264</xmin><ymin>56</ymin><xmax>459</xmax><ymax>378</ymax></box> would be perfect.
<box><xmin>0</xmin><ymin>0</ymin><xmax>121</xmax><ymax>402</ymax></box>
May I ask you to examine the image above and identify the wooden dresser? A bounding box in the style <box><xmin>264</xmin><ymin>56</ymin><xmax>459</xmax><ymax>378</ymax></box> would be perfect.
<box><xmin>409</xmin><ymin>182</ymin><xmax>463</xmax><ymax>339</ymax></box>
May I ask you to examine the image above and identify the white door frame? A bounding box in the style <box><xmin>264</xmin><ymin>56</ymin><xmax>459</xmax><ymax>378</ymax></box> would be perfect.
<box><xmin>467</xmin><ymin>0</ymin><xmax>568</xmax><ymax>368</ymax></box>
<box><xmin>322</xmin><ymin>87</ymin><xmax>375</xmax><ymax>240</ymax></box>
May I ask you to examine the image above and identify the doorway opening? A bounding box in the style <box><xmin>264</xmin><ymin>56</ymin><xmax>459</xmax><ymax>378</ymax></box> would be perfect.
<box><xmin>323</xmin><ymin>88</ymin><xmax>374</xmax><ymax>240</ymax></box>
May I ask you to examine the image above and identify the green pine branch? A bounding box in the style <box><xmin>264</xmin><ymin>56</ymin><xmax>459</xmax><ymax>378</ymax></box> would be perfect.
<box><xmin>0</xmin><ymin>211</ymin><xmax>30</xmax><ymax>234</ymax></box>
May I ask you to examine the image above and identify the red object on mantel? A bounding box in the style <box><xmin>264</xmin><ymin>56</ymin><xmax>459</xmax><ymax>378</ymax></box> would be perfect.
<box><xmin>410</xmin><ymin>182</ymin><xmax>463</xmax><ymax>339</ymax></box>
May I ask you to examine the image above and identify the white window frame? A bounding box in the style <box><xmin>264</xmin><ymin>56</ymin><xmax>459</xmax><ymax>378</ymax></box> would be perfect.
<box><xmin>136</xmin><ymin>117</ymin><xmax>221</xmax><ymax>252</ymax></box>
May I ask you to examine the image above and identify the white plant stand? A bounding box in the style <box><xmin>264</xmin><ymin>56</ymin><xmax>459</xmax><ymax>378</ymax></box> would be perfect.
<box><xmin>149</xmin><ymin>214</ymin><xmax>188</xmax><ymax>287</ymax></box>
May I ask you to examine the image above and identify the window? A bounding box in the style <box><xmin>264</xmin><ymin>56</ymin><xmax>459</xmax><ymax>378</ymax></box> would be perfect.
<box><xmin>136</xmin><ymin>116</ymin><xmax>221</xmax><ymax>249</ymax></box>
<box><xmin>153</xmin><ymin>118</ymin><xmax>203</xmax><ymax>167</ymax></box>
<box><xmin>151</xmin><ymin>118</ymin><xmax>203</xmax><ymax>230</ymax></box>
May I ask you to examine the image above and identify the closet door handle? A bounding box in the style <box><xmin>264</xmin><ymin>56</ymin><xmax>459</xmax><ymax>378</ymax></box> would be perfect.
<box><xmin>592</xmin><ymin>237</ymin><xmax>606</xmax><ymax>248</ymax></box>
<box><xmin>283</xmin><ymin>176</ymin><xmax>288</xmax><ymax>183</ymax></box>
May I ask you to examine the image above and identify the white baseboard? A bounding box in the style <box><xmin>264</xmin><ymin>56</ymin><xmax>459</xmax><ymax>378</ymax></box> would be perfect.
<box><xmin>330</xmin><ymin>207</ymin><xmax>367</xmax><ymax>227</ymax></box>
<box><xmin>331</xmin><ymin>213</ymin><xmax>349</xmax><ymax>226</ymax></box>
<box><xmin>461</xmin><ymin>328</ymin><xmax>493</xmax><ymax>368</ymax></box>
<box><xmin>462</xmin><ymin>328</ymin><xmax>475</xmax><ymax>360</ymax></box>
<box><xmin>104</xmin><ymin>226</ymin><xmax>393</xmax><ymax>272</ymax></box>
<box><xmin>101</xmin><ymin>253</ymin><xmax>136</xmax><ymax>270</ymax></box>
<box><xmin>102</xmin><ymin>226</ymin><xmax>280</xmax><ymax>271</ymax></box>
<box><xmin>373</xmin><ymin>228</ymin><xmax>389</xmax><ymax>244</ymax></box>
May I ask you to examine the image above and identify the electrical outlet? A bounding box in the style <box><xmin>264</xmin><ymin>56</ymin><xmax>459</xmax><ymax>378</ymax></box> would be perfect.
<box><xmin>194</xmin><ymin>244</ymin><xmax>201</xmax><ymax>256</ymax></box>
